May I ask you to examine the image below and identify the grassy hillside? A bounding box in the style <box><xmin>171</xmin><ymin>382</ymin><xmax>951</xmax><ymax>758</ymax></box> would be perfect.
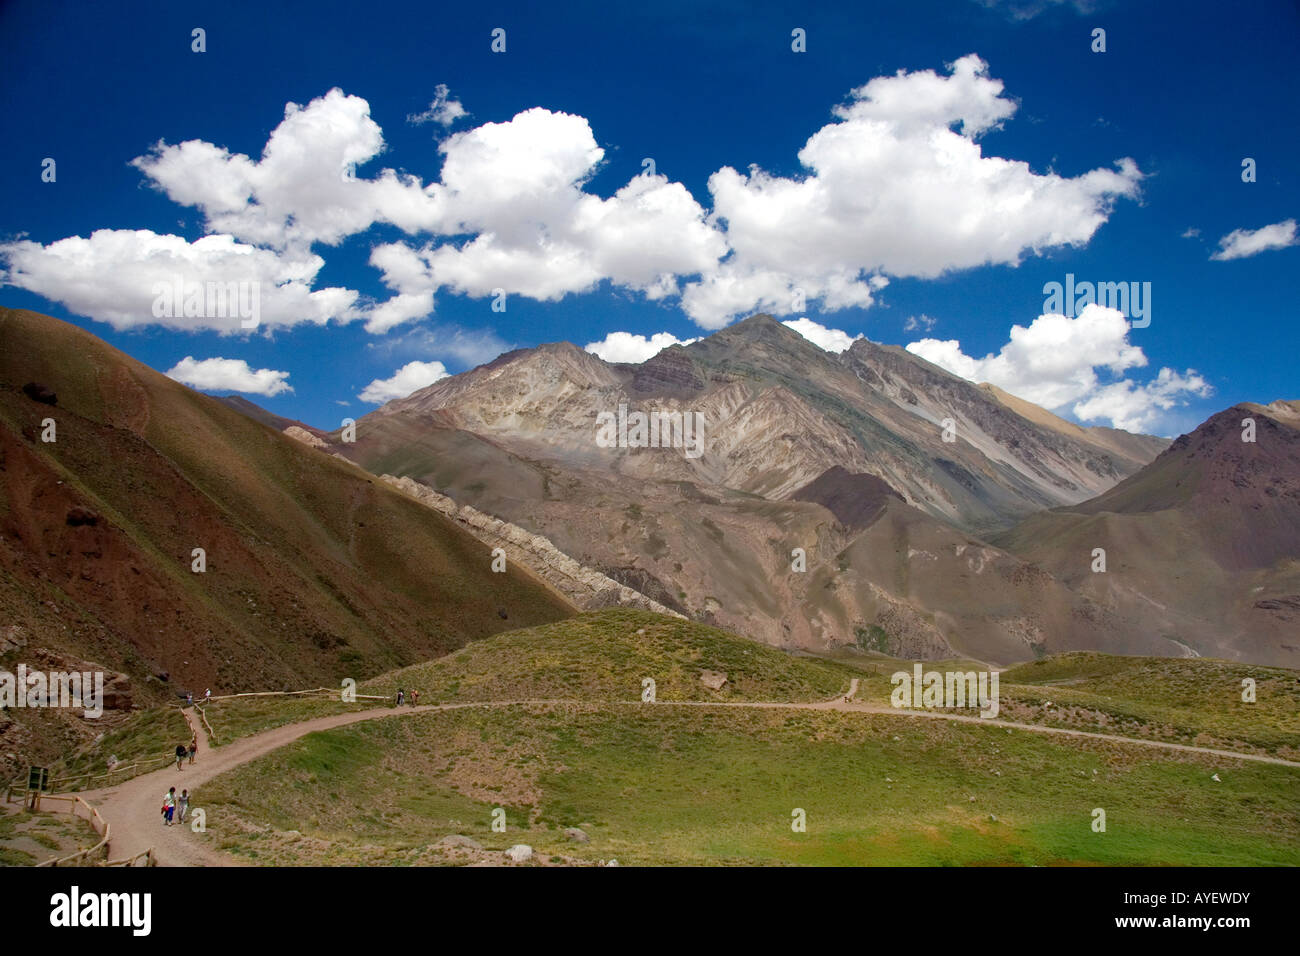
<box><xmin>188</xmin><ymin>625</ymin><xmax>1300</xmax><ymax>866</ymax></box>
<box><xmin>361</xmin><ymin>608</ymin><xmax>856</xmax><ymax>703</ymax></box>
<box><xmin>828</xmin><ymin>648</ymin><xmax>1300</xmax><ymax>757</ymax></box>
<box><xmin>198</xmin><ymin>696</ymin><xmax>367</xmax><ymax>747</ymax></box>
<box><xmin>998</xmin><ymin>653</ymin><xmax>1300</xmax><ymax>757</ymax></box>
<box><xmin>192</xmin><ymin>702</ymin><xmax>1300</xmax><ymax>866</ymax></box>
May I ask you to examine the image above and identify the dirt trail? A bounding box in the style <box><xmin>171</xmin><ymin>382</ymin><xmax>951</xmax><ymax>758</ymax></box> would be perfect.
<box><xmin>68</xmin><ymin>682</ymin><xmax>1299</xmax><ymax>867</ymax></box>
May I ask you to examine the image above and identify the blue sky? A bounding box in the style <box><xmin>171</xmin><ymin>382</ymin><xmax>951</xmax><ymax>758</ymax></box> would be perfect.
<box><xmin>1</xmin><ymin>0</ymin><xmax>1296</xmax><ymax>436</ymax></box>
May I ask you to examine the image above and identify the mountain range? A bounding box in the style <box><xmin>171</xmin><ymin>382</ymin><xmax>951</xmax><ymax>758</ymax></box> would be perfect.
<box><xmin>307</xmin><ymin>313</ymin><xmax>1267</xmax><ymax>664</ymax></box>
<box><xmin>3</xmin><ymin>306</ymin><xmax>1296</xmax><ymax>723</ymax></box>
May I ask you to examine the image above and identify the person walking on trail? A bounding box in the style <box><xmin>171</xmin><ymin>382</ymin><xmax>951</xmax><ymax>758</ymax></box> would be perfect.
<box><xmin>396</xmin><ymin>688</ymin><xmax>404</xmax><ymax>707</ymax></box>
<box><xmin>188</xmin><ymin>736</ymin><xmax>197</xmax><ymax>764</ymax></box>
<box><xmin>177</xmin><ymin>789</ymin><xmax>189</xmax><ymax>825</ymax></box>
<box><xmin>204</xmin><ymin>688</ymin><xmax>211</xmax><ymax>703</ymax></box>
<box><xmin>411</xmin><ymin>690</ymin><xmax>419</xmax><ymax>707</ymax></box>
<box><xmin>186</xmin><ymin>692</ymin><xmax>193</xmax><ymax>706</ymax></box>
<box><xmin>162</xmin><ymin>788</ymin><xmax>176</xmax><ymax>826</ymax></box>
<box><xmin>175</xmin><ymin>743</ymin><xmax>187</xmax><ymax>770</ymax></box>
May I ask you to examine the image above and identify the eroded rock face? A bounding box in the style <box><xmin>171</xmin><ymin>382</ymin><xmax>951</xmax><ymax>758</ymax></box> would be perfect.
<box><xmin>283</xmin><ymin>425</ymin><xmax>329</xmax><ymax>449</ymax></box>
<box><xmin>380</xmin><ymin>475</ymin><xmax>683</xmax><ymax>618</ymax></box>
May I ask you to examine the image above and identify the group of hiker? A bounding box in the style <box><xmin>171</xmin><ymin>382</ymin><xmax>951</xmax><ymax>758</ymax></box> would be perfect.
<box><xmin>175</xmin><ymin>736</ymin><xmax>197</xmax><ymax>770</ymax></box>
<box><xmin>394</xmin><ymin>688</ymin><xmax>420</xmax><ymax>707</ymax></box>
<box><xmin>164</xmin><ymin>703</ymin><xmax>201</xmax><ymax>825</ymax></box>
<box><xmin>161</xmin><ymin>787</ymin><xmax>189</xmax><ymax>826</ymax></box>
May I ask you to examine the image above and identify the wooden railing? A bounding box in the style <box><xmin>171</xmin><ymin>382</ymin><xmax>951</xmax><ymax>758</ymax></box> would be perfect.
<box><xmin>34</xmin><ymin>794</ymin><xmax>111</xmax><ymax>866</ymax></box>
<box><xmin>6</xmin><ymin>751</ymin><xmax>176</xmax><ymax>797</ymax></box>
<box><xmin>206</xmin><ymin>687</ymin><xmax>389</xmax><ymax>703</ymax></box>
<box><xmin>196</xmin><ymin>687</ymin><xmax>389</xmax><ymax>745</ymax></box>
<box><xmin>103</xmin><ymin>847</ymin><xmax>156</xmax><ymax>867</ymax></box>
<box><xmin>193</xmin><ymin>703</ymin><xmax>217</xmax><ymax>744</ymax></box>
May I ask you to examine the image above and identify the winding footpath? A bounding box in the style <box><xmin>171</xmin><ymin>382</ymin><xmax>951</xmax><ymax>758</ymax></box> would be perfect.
<box><xmin>67</xmin><ymin>677</ymin><xmax>1300</xmax><ymax>867</ymax></box>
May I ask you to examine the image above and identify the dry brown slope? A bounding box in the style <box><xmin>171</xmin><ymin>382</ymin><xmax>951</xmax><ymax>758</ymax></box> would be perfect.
<box><xmin>994</xmin><ymin>402</ymin><xmax>1300</xmax><ymax>666</ymax></box>
<box><xmin>0</xmin><ymin>307</ymin><xmax>576</xmax><ymax>702</ymax></box>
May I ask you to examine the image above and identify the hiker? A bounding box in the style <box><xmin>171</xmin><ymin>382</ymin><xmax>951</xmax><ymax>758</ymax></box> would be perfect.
<box><xmin>204</xmin><ymin>688</ymin><xmax>211</xmax><ymax>703</ymax></box>
<box><xmin>175</xmin><ymin>743</ymin><xmax>187</xmax><ymax>770</ymax></box>
<box><xmin>162</xmin><ymin>787</ymin><xmax>176</xmax><ymax>826</ymax></box>
<box><xmin>396</xmin><ymin>688</ymin><xmax>404</xmax><ymax>707</ymax></box>
<box><xmin>188</xmin><ymin>737</ymin><xmax>197</xmax><ymax>764</ymax></box>
<box><xmin>178</xmin><ymin>789</ymin><xmax>189</xmax><ymax>824</ymax></box>
<box><xmin>186</xmin><ymin>692</ymin><xmax>193</xmax><ymax>706</ymax></box>
<box><xmin>411</xmin><ymin>690</ymin><xmax>419</xmax><ymax>706</ymax></box>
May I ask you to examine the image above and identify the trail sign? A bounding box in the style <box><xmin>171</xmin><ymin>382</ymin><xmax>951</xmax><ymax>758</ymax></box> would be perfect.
<box><xmin>27</xmin><ymin>765</ymin><xmax>49</xmax><ymax>792</ymax></box>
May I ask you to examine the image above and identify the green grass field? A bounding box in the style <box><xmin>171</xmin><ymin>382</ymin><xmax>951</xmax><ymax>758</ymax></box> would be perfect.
<box><xmin>823</xmin><ymin>648</ymin><xmax>1300</xmax><ymax>757</ymax></box>
<box><xmin>185</xmin><ymin>610</ymin><xmax>1300</xmax><ymax>866</ymax></box>
<box><xmin>996</xmin><ymin>653</ymin><xmax>1300</xmax><ymax>757</ymax></box>
<box><xmin>199</xmin><ymin>696</ymin><xmax>373</xmax><ymax>747</ymax></box>
<box><xmin>191</xmin><ymin>702</ymin><xmax>1300</xmax><ymax>866</ymax></box>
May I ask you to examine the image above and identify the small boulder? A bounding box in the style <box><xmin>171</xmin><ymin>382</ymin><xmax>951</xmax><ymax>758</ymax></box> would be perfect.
<box><xmin>0</xmin><ymin>625</ymin><xmax>25</xmax><ymax>654</ymax></box>
<box><xmin>101</xmin><ymin>673</ymin><xmax>133</xmax><ymax>711</ymax></box>
<box><xmin>699</xmin><ymin>669</ymin><xmax>727</xmax><ymax>691</ymax></box>
<box><xmin>438</xmin><ymin>834</ymin><xmax>482</xmax><ymax>850</ymax></box>
<box><xmin>504</xmin><ymin>844</ymin><xmax>533</xmax><ymax>863</ymax></box>
<box><xmin>564</xmin><ymin>827</ymin><xmax>589</xmax><ymax>844</ymax></box>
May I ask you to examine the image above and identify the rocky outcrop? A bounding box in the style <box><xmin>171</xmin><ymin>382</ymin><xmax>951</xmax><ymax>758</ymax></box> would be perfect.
<box><xmin>380</xmin><ymin>475</ymin><xmax>684</xmax><ymax>618</ymax></box>
<box><xmin>699</xmin><ymin>669</ymin><xmax>727</xmax><ymax>691</ymax></box>
<box><xmin>284</xmin><ymin>425</ymin><xmax>329</xmax><ymax>449</ymax></box>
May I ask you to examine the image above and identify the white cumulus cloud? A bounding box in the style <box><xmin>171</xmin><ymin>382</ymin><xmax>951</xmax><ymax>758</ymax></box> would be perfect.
<box><xmin>359</xmin><ymin>360</ymin><xmax>450</xmax><ymax>404</ymax></box>
<box><xmin>4</xmin><ymin>61</ymin><xmax>1144</xmax><ymax>338</ymax></box>
<box><xmin>131</xmin><ymin>89</ymin><xmax>444</xmax><ymax>251</ymax></box>
<box><xmin>366</xmin><ymin>108</ymin><xmax>726</xmax><ymax>331</ymax></box>
<box><xmin>0</xmin><ymin>230</ymin><xmax>360</xmax><ymax>332</ymax></box>
<box><xmin>781</xmin><ymin>317</ymin><xmax>863</xmax><ymax>352</ymax></box>
<box><xmin>1210</xmin><ymin>219</ymin><xmax>1298</xmax><ymax>261</ymax></box>
<box><xmin>166</xmin><ymin>356</ymin><xmax>292</xmax><ymax>396</ymax></box>
<box><xmin>584</xmin><ymin>331</ymin><xmax>698</xmax><ymax>364</ymax></box>
<box><xmin>1072</xmin><ymin>367</ymin><xmax>1212</xmax><ymax>433</ymax></box>
<box><xmin>906</xmin><ymin>304</ymin><xmax>1210</xmax><ymax>431</ymax></box>
<box><xmin>681</xmin><ymin>54</ymin><xmax>1141</xmax><ymax>327</ymax></box>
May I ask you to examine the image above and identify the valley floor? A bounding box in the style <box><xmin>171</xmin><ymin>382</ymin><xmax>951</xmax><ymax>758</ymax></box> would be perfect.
<box><xmin>62</xmin><ymin>684</ymin><xmax>1300</xmax><ymax>867</ymax></box>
